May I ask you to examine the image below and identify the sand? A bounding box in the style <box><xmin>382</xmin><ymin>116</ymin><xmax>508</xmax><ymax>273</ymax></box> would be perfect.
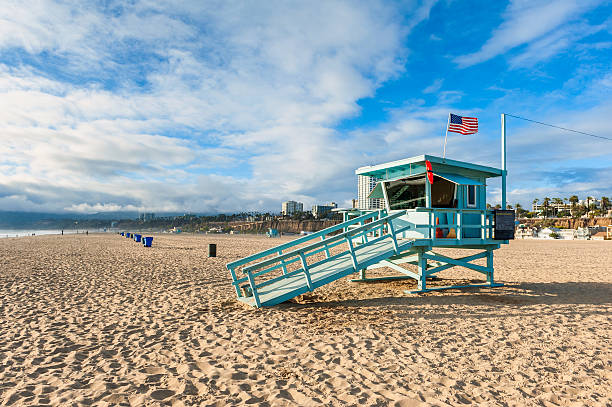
<box><xmin>0</xmin><ymin>233</ymin><xmax>610</xmax><ymax>406</ymax></box>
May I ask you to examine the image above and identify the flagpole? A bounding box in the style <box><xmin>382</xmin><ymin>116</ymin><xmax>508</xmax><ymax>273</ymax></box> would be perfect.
<box><xmin>501</xmin><ymin>113</ymin><xmax>507</xmax><ymax>210</ymax></box>
<box><xmin>442</xmin><ymin>113</ymin><xmax>450</xmax><ymax>160</ymax></box>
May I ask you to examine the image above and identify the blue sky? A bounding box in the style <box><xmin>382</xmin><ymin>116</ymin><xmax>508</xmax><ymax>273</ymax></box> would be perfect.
<box><xmin>0</xmin><ymin>0</ymin><xmax>611</xmax><ymax>214</ymax></box>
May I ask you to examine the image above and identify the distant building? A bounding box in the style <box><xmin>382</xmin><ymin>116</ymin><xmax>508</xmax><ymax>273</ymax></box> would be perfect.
<box><xmin>531</xmin><ymin>202</ymin><xmax>571</xmax><ymax>215</ymax></box>
<box><xmin>574</xmin><ymin>227</ymin><xmax>592</xmax><ymax>240</ymax></box>
<box><xmin>312</xmin><ymin>202</ymin><xmax>337</xmax><ymax>218</ymax></box>
<box><xmin>139</xmin><ymin>212</ymin><xmax>156</xmax><ymax>221</ymax></box>
<box><xmin>531</xmin><ymin>198</ymin><xmax>608</xmax><ymax>216</ymax></box>
<box><xmin>515</xmin><ymin>225</ymin><xmax>537</xmax><ymax>239</ymax></box>
<box><xmin>592</xmin><ymin>232</ymin><xmax>607</xmax><ymax>241</ymax></box>
<box><xmin>351</xmin><ymin>199</ymin><xmax>358</xmax><ymax>209</ymax></box>
<box><xmin>281</xmin><ymin>201</ymin><xmax>303</xmax><ymax>216</ymax></box>
<box><xmin>588</xmin><ymin>226</ymin><xmax>606</xmax><ymax>236</ymax></box>
<box><xmin>579</xmin><ymin>198</ymin><xmax>601</xmax><ymax>208</ymax></box>
<box><xmin>558</xmin><ymin>229</ymin><xmax>576</xmax><ymax>240</ymax></box>
<box><xmin>358</xmin><ymin>175</ymin><xmax>384</xmax><ymax>210</ymax></box>
<box><xmin>537</xmin><ymin>227</ymin><xmax>560</xmax><ymax>239</ymax></box>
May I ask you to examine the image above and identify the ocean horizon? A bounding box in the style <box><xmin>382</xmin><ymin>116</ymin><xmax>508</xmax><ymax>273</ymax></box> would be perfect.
<box><xmin>0</xmin><ymin>229</ymin><xmax>109</xmax><ymax>238</ymax></box>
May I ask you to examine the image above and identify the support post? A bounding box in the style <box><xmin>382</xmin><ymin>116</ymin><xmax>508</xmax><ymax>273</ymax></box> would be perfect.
<box><xmin>481</xmin><ymin>211</ymin><xmax>486</xmax><ymax>240</ymax></box>
<box><xmin>246</xmin><ymin>271</ymin><xmax>261</xmax><ymax>308</ymax></box>
<box><xmin>417</xmin><ymin>249</ymin><xmax>427</xmax><ymax>291</ymax></box>
<box><xmin>457</xmin><ymin>210</ymin><xmax>462</xmax><ymax>241</ymax></box>
<box><xmin>320</xmin><ymin>236</ymin><xmax>331</xmax><ymax>258</ymax></box>
<box><xmin>501</xmin><ymin>113</ymin><xmax>507</xmax><ymax>210</ymax></box>
<box><xmin>486</xmin><ymin>248</ymin><xmax>494</xmax><ymax>284</ymax></box>
<box><xmin>278</xmin><ymin>250</ymin><xmax>288</xmax><ymax>275</ymax></box>
<box><xmin>387</xmin><ymin>219</ymin><xmax>400</xmax><ymax>254</ymax></box>
<box><xmin>298</xmin><ymin>252</ymin><xmax>313</xmax><ymax>291</ymax></box>
<box><xmin>360</xmin><ymin>220</ymin><xmax>369</xmax><ymax>244</ymax></box>
<box><xmin>346</xmin><ymin>237</ymin><xmax>359</xmax><ymax>271</ymax></box>
<box><xmin>228</xmin><ymin>267</ymin><xmax>242</xmax><ymax>297</ymax></box>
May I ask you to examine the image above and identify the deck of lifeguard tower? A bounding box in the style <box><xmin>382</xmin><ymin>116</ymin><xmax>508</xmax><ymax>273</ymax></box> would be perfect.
<box><xmin>226</xmin><ymin>155</ymin><xmax>512</xmax><ymax>308</ymax></box>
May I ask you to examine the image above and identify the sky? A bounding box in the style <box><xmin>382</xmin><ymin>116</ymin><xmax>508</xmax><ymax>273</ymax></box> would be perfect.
<box><xmin>1</xmin><ymin>0</ymin><xmax>611</xmax><ymax>214</ymax></box>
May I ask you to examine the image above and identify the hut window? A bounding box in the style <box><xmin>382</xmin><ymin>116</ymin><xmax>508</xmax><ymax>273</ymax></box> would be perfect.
<box><xmin>385</xmin><ymin>176</ymin><xmax>426</xmax><ymax>210</ymax></box>
<box><xmin>467</xmin><ymin>185</ymin><xmax>477</xmax><ymax>208</ymax></box>
<box><xmin>431</xmin><ymin>176</ymin><xmax>457</xmax><ymax>208</ymax></box>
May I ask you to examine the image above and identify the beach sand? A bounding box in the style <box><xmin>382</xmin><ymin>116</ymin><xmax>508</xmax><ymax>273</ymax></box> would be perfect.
<box><xmin>0</xmin><ymin>234</ymin><xmax>610</xmax><ymax>406</ymax></box>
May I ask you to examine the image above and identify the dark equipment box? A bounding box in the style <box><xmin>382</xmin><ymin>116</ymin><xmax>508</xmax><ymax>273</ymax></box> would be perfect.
<box><xmin>494</xmin><ymin>210</ymin><xmax>515</xmax><ymax>240</ymax></box>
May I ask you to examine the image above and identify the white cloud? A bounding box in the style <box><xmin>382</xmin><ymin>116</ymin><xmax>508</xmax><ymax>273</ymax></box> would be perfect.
<box><xmin>0</xmin><ymin>1</ymin><xmax>438</xmax><ymax>213</ymax></box>
<box><xmin>454</xmin><ymin>0</ymin><xmax>603</xmax><ymax>68</ymax></box>
<box><xmin>423</xmin><ymin>78</ymin><xmax>443</xmax><ymax>94</ymax></box>
<box><xmin>1</xmin><ymin>0</ymin><xmax>609</xmax><ymax>215</ymax></box>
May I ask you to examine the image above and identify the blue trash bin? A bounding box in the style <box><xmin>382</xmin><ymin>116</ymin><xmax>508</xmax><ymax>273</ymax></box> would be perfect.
<box><xmin>126</xmin><ymin>233</ymin><xmax>131</xmax><ymax>238</ymax></box>
<box><xmin>142</xmin><ymin>236</ymin><xmax>153</xmax><ymax>247</ymax></box>
<box><xmin>120</xmin><ymin>232</ymin><xmax>124</xmax><ymax>236</ymax></box>
<box><xmin>134</xmin><ymin>234</ymin><xmax>142</xmax><ymax>242</ymax></box>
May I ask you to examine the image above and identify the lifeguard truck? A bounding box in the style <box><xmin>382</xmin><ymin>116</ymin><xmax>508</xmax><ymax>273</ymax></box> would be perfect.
<box><xmin>226</xmin><ymin>153</ymin><xmax>514</xmax><ymax>308</ymax></box>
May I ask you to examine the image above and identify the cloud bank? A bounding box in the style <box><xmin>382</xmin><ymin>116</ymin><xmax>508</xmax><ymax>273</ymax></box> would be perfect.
<box><xmin>0</xmin><ymin>0</ymin><xmax>441</xmax><ymax>213</ymax></box>
<box><xmin>0</xmin><ymin>0</ymin><xmax>611</xmax><ymax>215</ymax></box>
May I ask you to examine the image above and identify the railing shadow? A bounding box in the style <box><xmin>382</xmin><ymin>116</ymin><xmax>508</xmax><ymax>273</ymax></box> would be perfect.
<box><xmin>279</xmin><ymin>281</ymin><xmax>612</xmax><ymax>313</ymax></box>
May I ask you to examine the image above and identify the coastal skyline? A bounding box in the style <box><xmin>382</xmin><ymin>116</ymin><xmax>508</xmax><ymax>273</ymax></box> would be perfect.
<box><xmin>1</xmin><ymin>0</ymin><xmax>611</xmax><ymax>214</ymax></box>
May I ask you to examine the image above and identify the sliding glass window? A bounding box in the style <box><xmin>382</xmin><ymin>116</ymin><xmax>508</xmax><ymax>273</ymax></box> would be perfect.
<box><xmin>384</xmin><ymin>176</ymin><xmax>426</xmax><ymax>210</ymax></box>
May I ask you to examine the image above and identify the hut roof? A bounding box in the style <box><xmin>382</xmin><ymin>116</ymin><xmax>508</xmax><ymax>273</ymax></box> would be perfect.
<box><xmin>356</xmin><ymin>154</ymin><xmax>502</xmax><ymax>180</ymax></box>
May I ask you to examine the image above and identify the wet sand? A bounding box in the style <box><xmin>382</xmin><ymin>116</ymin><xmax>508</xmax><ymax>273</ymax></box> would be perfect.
<box><xmin>0</xmin><ymin>234</ymin><xmax>610</xmax><ymax>406</ymax></box>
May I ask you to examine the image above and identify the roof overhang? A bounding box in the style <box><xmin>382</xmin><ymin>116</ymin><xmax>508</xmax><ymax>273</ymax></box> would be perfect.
<box><xmin>435</xmin><ymin>172</ymin><xmax>484</xmax><ymax>186</ymax></box>
<box><xmin>356</xmin><ymin>154</ymin><xmax>502</xmax><ymax>179</ymax></box>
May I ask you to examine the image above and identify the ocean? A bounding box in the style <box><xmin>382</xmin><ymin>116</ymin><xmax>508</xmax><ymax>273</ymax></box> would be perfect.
<box><xmin>0</xmin><ymin>229</ymin><xmax>108</xmax><ymax>238</ymax></box>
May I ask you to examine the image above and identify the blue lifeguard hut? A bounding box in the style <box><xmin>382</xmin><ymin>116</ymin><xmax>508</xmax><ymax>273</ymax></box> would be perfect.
<box><xmin>226</xmin><ymin>150</ymin><xmax>514</xmax><ymax>307</ymax></box>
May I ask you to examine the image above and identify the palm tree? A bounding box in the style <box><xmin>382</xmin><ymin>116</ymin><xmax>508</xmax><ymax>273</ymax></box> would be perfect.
<box><xmin>569</xmin><ymin>195</ymin><xmax>579</xmax><ymax>217</ymax></box>
<box><xmin>586</xmin><ymin>196</ymin><xmax>593</xmax><ymax>217</ymax></box>
<box><xmin>515</xmin><ymin>203</ymin><xmax>524</xmax><ymax>218</ymax></box>
<box><xmin>601</xmin><ymin>196</ymin><xmax>610</xmax><ymax>213</ymax></box>
<box><xmin>552</xmin><ymin>197</ymin><xmax>563</xmax><ymax>217</ymax></box>
<box><xmin>543</xmin><ymin>197</ymin><xmax>551</xmax><ymax>219</ymax></box>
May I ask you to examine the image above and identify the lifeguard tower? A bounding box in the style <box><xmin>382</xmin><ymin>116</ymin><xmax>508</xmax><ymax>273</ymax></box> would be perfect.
<box><xmin>226</xmin><ymin>154</ymin><xmax>514</xmax><ymax>308</ymax></box>
<box><xmin>266</xmin><ymin>228</ymin><xmax>280</xmax><ymax>238</ymax></box>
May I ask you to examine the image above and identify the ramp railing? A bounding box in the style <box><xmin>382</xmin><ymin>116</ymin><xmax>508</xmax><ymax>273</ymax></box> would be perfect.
<box><xmin>226</xmin><ymin>210</ymin><xmax>410</xmax><ymax>306</ymax></box>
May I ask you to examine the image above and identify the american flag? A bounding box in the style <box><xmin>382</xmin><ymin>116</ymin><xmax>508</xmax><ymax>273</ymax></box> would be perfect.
<box><xmin>448</xmin><ymin>113</ymin><xmax>478</xmax><ymax>135</ymax></box>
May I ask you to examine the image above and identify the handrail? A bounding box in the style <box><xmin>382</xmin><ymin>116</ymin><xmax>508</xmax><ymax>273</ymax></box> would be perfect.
<box><xmin>392</xmin><ymin>208</ymin><xmax>494</xmax><ymax>240</ymax></box>
<box><xmin>242</xmin><ymin>211</ymin><xmax>405</xmax><ymax>274</ymax></box>
<box><xmin>227</xmin><ymin>210</ymin><xmax>384</xmax><ymax>269</ymax></box>
<box><xmin>409</xmin><ymin>207</ymin><xmax>494</xmax><ymax>214</ymax></box>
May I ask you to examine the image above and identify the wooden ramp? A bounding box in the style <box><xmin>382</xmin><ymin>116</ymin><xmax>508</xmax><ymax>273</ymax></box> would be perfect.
<box><xmin>227</xmin><ymin>210</ymin><xmax>415</xmax><ymax>307</ymax></box>
<box><xmin>238</xmin><ymin>238</ymin><xmax>415</xmax><ymax>307</ymax></box>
